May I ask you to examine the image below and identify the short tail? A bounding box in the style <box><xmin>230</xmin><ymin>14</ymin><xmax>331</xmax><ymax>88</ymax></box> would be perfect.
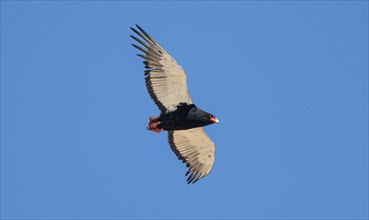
<box><xmin>147</xmin><ymin>116</ymin><xmax>163</xmax><ymax>133</ymax></box>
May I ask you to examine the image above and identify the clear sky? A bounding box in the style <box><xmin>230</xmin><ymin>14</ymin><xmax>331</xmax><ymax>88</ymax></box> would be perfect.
<box><xmin>1</xmin><ymin>1</ymin><xmax>368</xmax><ymax>219</ymax></box>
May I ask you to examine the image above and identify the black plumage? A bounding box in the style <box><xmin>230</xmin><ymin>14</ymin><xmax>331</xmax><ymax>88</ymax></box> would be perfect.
<box><xmin>152</xmin><ymin>103</ymin><xmax>215</xmax><ymax>131</ymax></box>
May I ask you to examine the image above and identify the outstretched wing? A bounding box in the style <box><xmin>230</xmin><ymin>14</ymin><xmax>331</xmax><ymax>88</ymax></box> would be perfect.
<box><xmin>168</xmin><ymin>128</ymin><xmax>215</xmax><ymax>184</ymax></box>
<box><xmin>130</xmin><ymin>25</ymin><xmax>193</xmax><ymax>113</ymax></box>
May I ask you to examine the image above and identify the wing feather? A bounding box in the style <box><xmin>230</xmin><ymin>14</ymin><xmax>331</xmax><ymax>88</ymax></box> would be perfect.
<box><xmin>131</xmin><ymin>25</ymin><xmax>193</xmax><ymax>112</ymax></box>
<box><xmin>168</xmin><ymin>128</ymin><xmax>215</xmax><ymax>184</ymax></box>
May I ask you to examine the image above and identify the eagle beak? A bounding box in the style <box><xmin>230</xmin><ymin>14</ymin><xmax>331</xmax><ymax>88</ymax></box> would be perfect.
<box><xmin>210</xmin><ymin>116</ymin><xmax>220</xmax><ymax>124</ymax></box>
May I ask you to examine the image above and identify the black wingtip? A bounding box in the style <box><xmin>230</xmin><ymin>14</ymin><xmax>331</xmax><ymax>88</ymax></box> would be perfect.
<box><xmin>136</xmin><ymin>24</ymin><xmax>145</xmax><ymax>33</ymax></box>
<box><xmin>131</xmin><ymin>44</ymin><xmax>148</xmax><ymax>54</ymax></box>
<box><xmin>193</xmin><ymin>177</ymin><xmax>201</xmax><ymax>184</ymax></box>
<box><xmin>185</xmin><ymin>169</ymin><xmax>191</xmax><ymax>176</ymax></box>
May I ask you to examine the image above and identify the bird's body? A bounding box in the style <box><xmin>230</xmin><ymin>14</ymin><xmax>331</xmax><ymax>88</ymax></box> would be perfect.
<box><xmin>149</xmin><ymin>103</ymin><xmax>217</xmax><ymax>132</ymax></box>
<box><xmin>131</xmin><ymin>25</ymin><xmax>219</xmax><ymax>184</ymax></box>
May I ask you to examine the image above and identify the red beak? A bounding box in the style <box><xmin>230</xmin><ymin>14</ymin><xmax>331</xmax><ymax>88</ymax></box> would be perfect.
<box><xmin>210</xmin><ymin>116</ymin><xmax>220</xmax><ymax>124</ymax></box>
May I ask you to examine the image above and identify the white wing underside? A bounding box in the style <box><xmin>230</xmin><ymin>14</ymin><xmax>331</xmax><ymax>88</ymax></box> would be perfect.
<box><xmin>130</xmin><ymin>25</ymin><xmax>193</xmax><ymax>113</ymax></box>
<box><xmin>168</xmin><ymin>127</ymin><xmax>215</xmax><ymax>184</ymax></box>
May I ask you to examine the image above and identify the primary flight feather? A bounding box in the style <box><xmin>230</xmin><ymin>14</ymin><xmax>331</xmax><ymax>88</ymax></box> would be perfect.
<box><xmin>131</xmin><ymin>25</ymin><xmax>219</xmax><ymax>184</ymax></box>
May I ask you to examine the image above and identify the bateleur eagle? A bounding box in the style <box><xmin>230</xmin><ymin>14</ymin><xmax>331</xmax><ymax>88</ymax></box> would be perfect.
<box><xmin>130</xmin><ymin>25</ymin><xmax>219</xmax><ymax>184</ymax></box>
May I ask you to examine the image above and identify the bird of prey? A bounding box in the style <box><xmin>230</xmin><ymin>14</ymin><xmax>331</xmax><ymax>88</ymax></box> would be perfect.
<box><xmin>130</xmin><ymin>25</ymin><xmax>219</xmax><ymax>184</ymax></box>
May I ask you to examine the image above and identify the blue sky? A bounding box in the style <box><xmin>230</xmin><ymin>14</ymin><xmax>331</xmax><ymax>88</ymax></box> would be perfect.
<box><xmin>1</xmin><ymin>1</ymin><xmax>368</xmax><ymax>219</ymax></box>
